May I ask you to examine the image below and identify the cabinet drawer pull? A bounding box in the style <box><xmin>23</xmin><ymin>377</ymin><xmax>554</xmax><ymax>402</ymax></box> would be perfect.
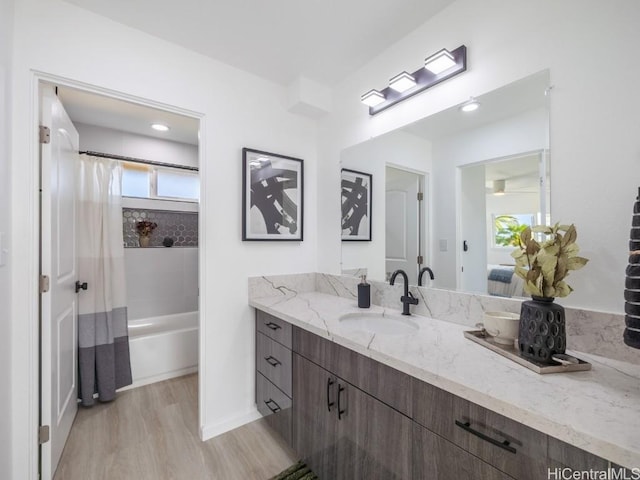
<box><xmin>455</xmin><ymin>420</ymin><xmax>516</xmax><ymax>454</ymax></box>
<box><xmin>264</xmin><ymin>356</ymin><xmax>281</xmax><ymax>367</ymax></box>
<box><xmin>265</xmin><ymin>322</ymin><xmax>281</xmax><ymax>331</ymax></box>
<box><xmin>337</xmin><ymin>384</ymin><xmax>346</xmax><ymax>420</ymax></box>
<box><xmin>264</xmin><ymin>398</ymin><xmax>281</xmax><ymax>413</ymax></box>
<box><xmin>326</xmin><ymin>378</ymin><xmax>335</xmax><ymax>412</ymax></box>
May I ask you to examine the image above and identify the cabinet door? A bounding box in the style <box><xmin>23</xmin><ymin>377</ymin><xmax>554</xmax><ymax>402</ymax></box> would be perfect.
<box><xmin>293</xmin><ymin>354</ymin><xmax>339</xmax><ymax>479</ymax></box>
<box><xmin>336</xmin><ymin>379</ymin><xmax>413</xmax><ymax>480</ymax></box>
<box><xmin>413</xmin><ymin>423</ymin><xmax>515</xmax><ymax>480</ymax></box>
<box><xmin>293</xmin><ymin>326</ymin><xmax>412</xmax><ymax>416</ymax></box>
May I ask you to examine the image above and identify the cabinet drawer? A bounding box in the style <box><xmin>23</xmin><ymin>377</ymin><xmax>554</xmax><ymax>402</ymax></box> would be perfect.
<box><xmin>413</xmin><ymin>379</ymin><xmax>547</xmax><ymax>480</ymax></box>
<box><xmin>413</xmin><ymin>423</ymin><xmax>515</xmax><ymax>480</ymax></box>
<box><xmin>256</xmin><ymin>372</ymin><xmax>292</xmax><ymax>446</ymax></box>
<box><xmin>256</xmin><ymin>310</ymin><xmax>292</xmax><ymax>348</ymax></box>
<box><xmin>547</xmin><ymin>436</ymin><xmax>608</xmax><ymax>471</ymax></box>
<box><xmin>293</xmin><ymin>326</ymin><xmax>412</xmax><ymax>416</ymax></box>
<box><xmin>256</xmin><ymin>331</ymin><xmax>292</xmax><ymax>397</ymax></box>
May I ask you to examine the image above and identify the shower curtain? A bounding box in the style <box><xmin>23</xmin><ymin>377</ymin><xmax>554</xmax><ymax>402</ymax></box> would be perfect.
<box><xmin>77</xmin><ymin>155</ymin><xmax>132</xmax><ymax>407</ymax></box>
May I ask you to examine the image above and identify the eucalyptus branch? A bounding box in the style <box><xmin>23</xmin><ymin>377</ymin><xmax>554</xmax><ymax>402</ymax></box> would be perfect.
<box><xmin>511</xmin><ymin>223</ymin><xmax>588</xmax><ymax>298</ymax></box>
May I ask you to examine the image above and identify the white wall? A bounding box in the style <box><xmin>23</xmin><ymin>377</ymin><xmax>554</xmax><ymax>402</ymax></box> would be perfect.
<box><xmin>0</xmin><ymin>0</ymin><xmax>13</xmax><ymax>477</ymax></box>
<box><xmin>319</xmin><ymin>0</ymin><xmax>639</xmax><ymax>314</ymax></box>
<box><xmin>76</xmin><ymin>122</ymin><xmax>199</xmax><ymax>168</ymax></box>
<box><xmin>10</xmin><ymin>1</ymin><xmax>317</xmax><ymax>478</ymax></box>
<box><xmin>341</xmin><ymin>129</ymin><xmax>431</xmax><ymax>281</ymax></box>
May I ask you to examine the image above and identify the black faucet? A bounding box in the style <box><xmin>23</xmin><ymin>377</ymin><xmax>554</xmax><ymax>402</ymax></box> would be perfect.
<box><xmin>418</xmin><ymin>267</ymin><xmax>435</xmax><ymax>286</ymax></box>
<box><xmin>389</xmin><ymin>269</ymin><xmax>418</xmax><ymax>315</ymax></box>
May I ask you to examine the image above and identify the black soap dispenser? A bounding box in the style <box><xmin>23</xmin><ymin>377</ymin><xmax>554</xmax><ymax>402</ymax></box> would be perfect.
<box><xmin>358</xmin><ymin>275</ymin><xmax>370</xmax><ymax>308</ymax></box>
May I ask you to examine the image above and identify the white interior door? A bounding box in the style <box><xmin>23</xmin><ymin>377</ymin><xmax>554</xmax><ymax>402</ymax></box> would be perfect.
<box><xmin>459</xmin><ymin>164</ymin><xmax>488</xmax><ymax>294</ymax></box>
<box><xmin>40</xmin><ymin>85</ymin><xmax>79</xmax><ymax>479</ymax></box>
<box><xmin>385</xmin><ymin>167</ymin><xmax>421</xmax><ymax>285</ymax></box>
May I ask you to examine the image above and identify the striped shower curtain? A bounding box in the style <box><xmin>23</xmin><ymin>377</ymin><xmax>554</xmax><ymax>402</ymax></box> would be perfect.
<box><xmin>77</xmin><ymin>155</ymin><xmax>132</xmax><ymax>407</ymax></box>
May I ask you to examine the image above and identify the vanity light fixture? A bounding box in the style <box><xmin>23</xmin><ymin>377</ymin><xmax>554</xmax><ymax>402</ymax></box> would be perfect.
<box><xmin>424</xmin><ymin>49</ymin><xmax>457</xmax><ymax>74</ymax></box>
<box><xmin>389</xmin><ymin>71</ymin><xmax>417</xmax><ymax>93</ymax></box>
<box><xmin>361</xmin><ymin>45</ymin><xmax>467</xmax><ymax>116</ymax></box>
<box><xmin>151</xmin><ymin>123</ymin><xmax>170</xmax><ymax>132</ymax></box>
<box><xmin>493</xmin><ymin>179</ymin><xmax>506</xmax><ymax>196</ymax></box>
<box><xmin>361</xmin><ymin>89</ymin><xmax>386</xmax><ymax>107</ymax></box>
<box><xmin>460</xmin><ymin>97</ymin><xmax>480</xmax><ymax>113</ymax></box>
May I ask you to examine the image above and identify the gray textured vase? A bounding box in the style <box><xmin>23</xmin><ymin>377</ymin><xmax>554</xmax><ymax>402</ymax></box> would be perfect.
<box><xmin>518</xmin><ymin>296</ymin><xmax>566</xmax><ymax>364</ymax></box>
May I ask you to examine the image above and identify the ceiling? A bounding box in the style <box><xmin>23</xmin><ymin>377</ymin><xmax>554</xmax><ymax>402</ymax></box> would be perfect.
<box><xmin>484</xmin><ymin>153</ymin><xmax>541</xmax><ymax>194</ymax></box>
<box><xmin>403</xmin><ymin>70</ymin><xmax>550</xmax><ymax>141</ymax></box>
<box><xmin>57</xmin><ymin>86</ymin><xmax>200</xmax><ymax>145</ymax></box>
<box><xmin>63</xmin><ymin>0</ymin><xmax>456</xmax><ymax>87</ymax></box>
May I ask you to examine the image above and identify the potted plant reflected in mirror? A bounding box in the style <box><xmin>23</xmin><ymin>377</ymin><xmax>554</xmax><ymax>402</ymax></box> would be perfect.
<box><xmin>136</xmin><ymin>220</ymin><xmax>157</xmax><ymax>247</ymax></box>
<box><xmin>511</xmin><ymin>224</ymin><xmax>589</xmax><ymax>364</ymax></box>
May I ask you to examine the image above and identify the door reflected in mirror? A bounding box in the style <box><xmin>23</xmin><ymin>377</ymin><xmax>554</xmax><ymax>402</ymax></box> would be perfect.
<box><xmin>459</xmin><ymin>151</ymin><xmax>550</xmax><ymax>297</ymax></box>
<box><xmin>340</xmin><ymin>69</ymin><xmax>550</xmax><ymax>297</ymax></box>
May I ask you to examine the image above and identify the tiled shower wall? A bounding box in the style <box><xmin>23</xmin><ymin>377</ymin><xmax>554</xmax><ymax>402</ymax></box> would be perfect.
<box><xmin>123</xmin><ymin>208</ymin><xmax>198</xmax><ymax>247</ymax></box>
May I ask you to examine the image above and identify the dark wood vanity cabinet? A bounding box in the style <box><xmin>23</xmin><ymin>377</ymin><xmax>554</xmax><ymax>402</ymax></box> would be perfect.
<box><xmin>413</xmin><ymin>379</ymin><xmax>547</xmax><ymax>480</ymax></box>
<box><xmin>413</xmin><ymin>423</ymin><xmax>515</xmax><ymax>480</ymax></box>
<box><xmin>253</xmin><ymin>310</ymin><xmax>614</xmax><ymax>479</ymax></box>
<box><xmin>293</xmin><ymin>353</ymin><xmax>412</xmax><ymax>480</ymax></box>
<box><xmin>255</xmin><ymin>310</ymin><xmax>293</xmax><ymax>445</ymax></box>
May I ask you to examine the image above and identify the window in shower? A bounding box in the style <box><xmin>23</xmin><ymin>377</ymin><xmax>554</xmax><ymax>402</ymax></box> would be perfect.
<box><xmin>122</xmin><ymin>162</ymin><xmax>199</xmax><ymax>202</ymax></box>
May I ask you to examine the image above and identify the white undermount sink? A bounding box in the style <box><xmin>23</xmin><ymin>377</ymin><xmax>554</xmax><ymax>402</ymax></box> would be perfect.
<box><xmin>339</xmin><ymin>311</ymin><xmax>419</xmax><ymax>335</ymax></box>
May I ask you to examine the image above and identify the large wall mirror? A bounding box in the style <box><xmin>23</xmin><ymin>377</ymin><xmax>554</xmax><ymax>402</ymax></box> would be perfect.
<box><xmin>340</xmin><ymin>69</ymin><xmax>550</xmax><ymax>297</ymax></box>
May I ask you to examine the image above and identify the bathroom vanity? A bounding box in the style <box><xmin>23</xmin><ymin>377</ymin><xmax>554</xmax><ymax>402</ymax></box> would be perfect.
<box><xmin>250</xmin><ymin>276</ymin><xmax>640</xmax><ymax>479</ymax></box>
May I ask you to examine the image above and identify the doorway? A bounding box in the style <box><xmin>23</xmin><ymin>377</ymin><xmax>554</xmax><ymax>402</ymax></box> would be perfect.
<box><xmin>458</xmin><ymin>150</ymin><xmax>550</xmax><ymax>296</ymax></box>
<box><xmin>385</xmin><ymin>165</ymin><xmax>428</xmax><ymax>285</ymax></box>
<box><xmin>38</xmin><ymin>79</ymin><xmax>203</xmax><ymax>480</ymax></box>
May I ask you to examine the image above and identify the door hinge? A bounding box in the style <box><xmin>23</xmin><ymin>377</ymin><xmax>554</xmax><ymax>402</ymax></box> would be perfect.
<box><xmin>39</xmin><ymin>275</ymin><xmax>50</xmax><ymax>293</ymax></box>
<box><xmin>39</xmin><ymin>125</ymin><xmax>51</xmax><ymax>144</ymax></box>
<box><xmin>38</xmin><ymin>425</ymin><xmax>50</xmax><ymax>444</ymax></box>
<box><xmin>417</xmin><ymin>255</ymin><xmax>424</xmax><ymax>264</ymax></box>
<box><xmin>417</xmin><ymin>192</ymin><xmax>424</xmax><ymax>201</ymax></box>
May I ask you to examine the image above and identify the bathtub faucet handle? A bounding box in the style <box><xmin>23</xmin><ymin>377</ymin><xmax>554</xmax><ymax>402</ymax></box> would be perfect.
<box><xmin>75</xmin><ymin>281</ymin><xmax>88</xmax><ymax>293</ymax></box>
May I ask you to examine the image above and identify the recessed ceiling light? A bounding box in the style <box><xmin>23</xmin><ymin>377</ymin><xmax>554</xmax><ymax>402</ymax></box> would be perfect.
<box><xmin>460</xmin><ymin>97</ymin><xmax>480</xmax><ymax>113</ymax></box>
<box><xmin>425</xmin><ymin>49</ymin><xmax>456</xmax><ymax>75</ymax></box>
<box><xmin>151</xmin><ymin>123</ymin><xmax>170</xmax><ymax>132</ymax></box>
<box><xmin>389</xmin><ymin>72</ymin><xmax>416</xmax><ymax>93</ymax></box>
<box><xmin>360</xmin><ymin>89</ymin><xmax>385</xmax><ymax>107</ymax></box>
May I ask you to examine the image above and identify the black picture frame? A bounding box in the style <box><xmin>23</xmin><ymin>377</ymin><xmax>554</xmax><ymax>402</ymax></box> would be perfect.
<box><xmin>242</xmin><ymin>148</ymin><xmax>304</xmax><ymax>241</ymax></box>
<box><xmin>341</xmin><ymin>168</ymin><xmax>372</xmax><ymax>241</ymax></box>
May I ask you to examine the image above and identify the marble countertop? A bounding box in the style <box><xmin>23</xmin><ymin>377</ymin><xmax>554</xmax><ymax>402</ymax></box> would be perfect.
<box><xmin>250</xmin><ymin>291</ymin><xmax>640</xmax><ymax>469</ymax></box>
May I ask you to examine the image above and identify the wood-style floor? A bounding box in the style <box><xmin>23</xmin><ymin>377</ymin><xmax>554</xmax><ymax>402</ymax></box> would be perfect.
<box><xmin>54</xmin><ymin>374</ymin><xmax>298</xmax><ymax>480</ymax></box>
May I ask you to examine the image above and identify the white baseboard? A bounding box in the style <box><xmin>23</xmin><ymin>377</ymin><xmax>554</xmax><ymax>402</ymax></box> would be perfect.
<box><xmin>200</xmin><ymin>408</ymin><xmax>262</xmax><ymax>441</ymax></box>
<box><xmin>119</xmin><ymin>366</ymin><xmax>198</xmax><ymax>392</ymax></box>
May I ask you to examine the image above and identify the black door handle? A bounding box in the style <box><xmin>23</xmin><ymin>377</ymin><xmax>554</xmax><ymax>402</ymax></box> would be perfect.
<box><xmin>326</xmin><ymin>378</ymin><xmax>335</xmax><ymax>412</ymax></box>
<box><xmin>264</xmin><ymin>322</ymin><xmax>281</xmax><ymax>331</ymax></box>
<box><xmin>264</xmin><ymin>356</ymin><xmax>281</xmax><ymax>367</ymax></box>
<box><xmin>75</xmin><ymin>281</ymin><xmax>88</xmax><ymax>293</ymax></box>
<box><xmin>455</xmin><ymin>420</ymin><xmax>517</xmax><ymax>454</ymax></box>
<box><xmin>337</xmin><ymin>384</ymin><xmax>346</xmax><ymax>420</ymax></box>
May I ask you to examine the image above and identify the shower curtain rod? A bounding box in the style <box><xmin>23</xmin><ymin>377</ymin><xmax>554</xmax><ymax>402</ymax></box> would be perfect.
<box><xmin>79</xmin><ymin>150</ymin><xmax>199</xmax><ymax>172</ymax></box>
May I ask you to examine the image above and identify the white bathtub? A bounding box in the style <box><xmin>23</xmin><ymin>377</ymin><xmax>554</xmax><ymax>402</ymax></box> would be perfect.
<box><xmin>126</xmin><ymin>311</ymin><xmax>198</xmax><ymax>389</ymax></box>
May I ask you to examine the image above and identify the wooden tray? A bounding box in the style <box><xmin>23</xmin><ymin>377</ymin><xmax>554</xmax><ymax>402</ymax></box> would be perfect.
<box><xmin>464</xmin><ymin>330</ymin><xmax>592</xmax><ymax>374</ymax></box>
